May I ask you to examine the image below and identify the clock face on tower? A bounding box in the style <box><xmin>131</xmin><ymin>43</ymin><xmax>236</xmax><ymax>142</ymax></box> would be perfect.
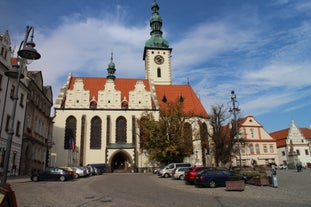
<box><xmin>154</xmin><ymin>55</ymin><xmax>164</xmax><ymax>65</ymax></box>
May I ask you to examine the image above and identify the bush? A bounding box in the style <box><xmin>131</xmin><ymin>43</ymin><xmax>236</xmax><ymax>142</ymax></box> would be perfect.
<box><xmin>237</xmin><ymin>170</ymin><xmax>268</xmax><ymax>180</ymax></box>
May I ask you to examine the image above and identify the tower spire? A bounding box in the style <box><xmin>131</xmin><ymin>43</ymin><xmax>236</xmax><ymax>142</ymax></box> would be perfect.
<box><xmin>145</xmin><ymin>1</ymin><xmax>169</xmax><ymax>48</ymax></box>
<box><xmin>107</xmin><ymin>52</ymin><xmax>116</xmax><ymax>80</ymax></box>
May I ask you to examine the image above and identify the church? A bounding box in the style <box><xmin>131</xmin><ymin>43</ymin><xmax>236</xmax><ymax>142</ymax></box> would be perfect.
<box><xmin>52</xmin><ymin>1</ymin><xmax>210</xmax><ymax>172</ymax></box>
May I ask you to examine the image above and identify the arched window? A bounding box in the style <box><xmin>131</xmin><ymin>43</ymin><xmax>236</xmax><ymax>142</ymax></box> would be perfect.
<box><xmin>64</xmin><ymin>116</ymin><xmax>77</xmax><ymax>150</ymax></box>
<box><xmin>200</xmin><ymin>122</ymin><xmax>209</xmax><ymax>154</ymax></box>
<box><xmin>183</xmin><ymin>122</ymin><xmax>193</xmax><ymax>155</ymax></box>
<box><xmin>90</xmin><ymin>116</ymin><xmax>102</xmax><ymax>149</ymax></box>
<box><xmin>116</xmin><ymin>116</ymin><xmax>127</xmax><ymax>143</ymax></box>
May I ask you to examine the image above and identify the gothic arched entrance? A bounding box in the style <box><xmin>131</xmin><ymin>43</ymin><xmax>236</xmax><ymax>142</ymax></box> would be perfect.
<box><xmin>110</xmin><ymin>150</ymin><xmax>133</xmax><ymax>173</ymax></box>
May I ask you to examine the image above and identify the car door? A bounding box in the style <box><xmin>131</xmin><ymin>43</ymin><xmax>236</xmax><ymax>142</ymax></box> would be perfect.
<box><xmin>214</xmin><ymin>170</ymin><xmax>228</xmax><ymax>186</ymax></box>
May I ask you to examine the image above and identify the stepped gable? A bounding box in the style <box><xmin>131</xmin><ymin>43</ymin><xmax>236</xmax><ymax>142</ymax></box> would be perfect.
<box><xmin>68</xmin><ymin>76</ymin><xmax>151</xmax><ymax>102</ymax></box>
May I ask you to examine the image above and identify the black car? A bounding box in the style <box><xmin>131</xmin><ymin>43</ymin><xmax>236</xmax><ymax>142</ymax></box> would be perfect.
<box><xmin>195</xmin><ymin>168</ymin><xmax>245</xmax><ymax>188</ymax></box>
<box><xmin>31</xmin><ymin>167</ymin><xmax>74</xmax><ymax>182</ymax></box>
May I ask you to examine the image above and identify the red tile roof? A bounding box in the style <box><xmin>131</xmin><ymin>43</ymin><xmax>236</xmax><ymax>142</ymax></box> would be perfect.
<box><xmin>155</xmin><ymin>84</ymin><xmax>209</xmax><ymax>118</ymax></box>
<box><xmin>300</xmin><ymin>128</ymin><xmax>311</xmax><ymax>139</ymax></box>
<box><xmin>67</xmin><ymin>77</ymin><xmax>208</xmax><ymax>118</ymax></box>
<box><xmin>270</xmin><ymin>128</ymin><xmax>311</xmax><ymax>148</ymax></box>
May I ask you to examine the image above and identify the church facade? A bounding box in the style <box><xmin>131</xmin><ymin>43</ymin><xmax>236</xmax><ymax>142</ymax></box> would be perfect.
<box><xmin>52</xmin><ymin>1</ymin><xmax>210</xmax><ymax>172</ymax></box>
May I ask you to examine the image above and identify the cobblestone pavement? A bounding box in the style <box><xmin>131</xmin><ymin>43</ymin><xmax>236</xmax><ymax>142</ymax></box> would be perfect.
<box><xmin>150</xmin><ymin>168</ymin><xmax>311</xmax><ymax>206</ymax></box>
<box><xmin>7</xmin><ymin>168</ymin><xmax>311</xmax><ymax>207</ymax></box>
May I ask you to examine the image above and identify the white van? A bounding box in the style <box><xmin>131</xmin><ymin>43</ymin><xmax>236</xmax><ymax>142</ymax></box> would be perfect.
<box><xmin>158</xmin><ymin>163</ymin><xmax>191</xmax><ymax>178</ymax></box>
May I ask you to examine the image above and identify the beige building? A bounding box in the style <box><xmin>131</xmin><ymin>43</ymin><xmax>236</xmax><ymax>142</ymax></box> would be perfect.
<box><xmin>233</xmin><ymin>115</ymin><xmax>279</xmax><ymax>167</ymax></box>
<box><xmin>51</xmin><ymin>1</ymin><xmax>210</xmax><ymax>172</ymax></box>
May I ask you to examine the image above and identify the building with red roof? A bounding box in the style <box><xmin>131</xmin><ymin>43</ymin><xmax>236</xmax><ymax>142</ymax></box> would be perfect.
<box><xmin>52</xmin><ymin>2</ymin><xmax>210</xmax><ymax>171</ymax></box>
<box><xmin>270</xmin><ymin>120</ymin><xmax>311</xmax><ymax>168</ymax></box>
<box><xmin>222</xmin><ymin>115</ymin><xmax>279</xmax><ymax>167</ymax></box>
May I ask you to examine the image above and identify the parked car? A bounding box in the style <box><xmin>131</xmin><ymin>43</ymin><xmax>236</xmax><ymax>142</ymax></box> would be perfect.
<box><xmin>158</xmin><ymin>163</ymin><xmax>191</xmax><ymax>178</ymax></box>
<box><xmin>60</xmin><ymin>166</ymin><xmax>78</xmax><ymax>178</ymax></box>
<box><xmin>87</xmin><ymin>163</ymin><xmax>106</xmax><ymax>174</ymax></box>
<box><xmin>172</xmin><ymin>167</ymin><xmax>190</xmax><ymax>180</ymax></box>
<box><xmin>72</xmin><ymin>166</ymin><xmax>88</xmax><ymax>178</ymax></box>
<box><xmin>194</xmin><ymin>168</ymin><xmax>245</xmax><ymax>188</ymax></box>
<box><xmin>184</xmin><ymin>166</ymin><xmax>212</xmax><ymax>184</ymax></box>
<box><xmin>278</xmin><ymin>164</ymin><xmax>288</xmax><ymax>169</ymax></box>
<box><xmin>31</xmin><ymin>167</ymin><xmax>74</xmax><ymax>182</ymax></box>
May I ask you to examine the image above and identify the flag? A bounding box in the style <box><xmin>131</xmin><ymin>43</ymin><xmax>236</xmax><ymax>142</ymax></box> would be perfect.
<box><xmin>69</xmin><ymin>137</ymin><xmax>75</xmax><ymax>152</ymax></box>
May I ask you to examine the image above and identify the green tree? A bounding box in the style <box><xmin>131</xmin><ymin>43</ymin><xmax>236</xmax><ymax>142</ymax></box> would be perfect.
<box><xmin>138</xmin><ymin>99</ymin><xmax>194</xmax><ymax>165</ymax></box>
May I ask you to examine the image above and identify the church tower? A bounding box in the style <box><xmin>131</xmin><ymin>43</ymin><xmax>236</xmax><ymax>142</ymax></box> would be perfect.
<box><xmin>143</xmin><ymin>1</ymin><xmax>172</xmax><ymax>85</ymax></box>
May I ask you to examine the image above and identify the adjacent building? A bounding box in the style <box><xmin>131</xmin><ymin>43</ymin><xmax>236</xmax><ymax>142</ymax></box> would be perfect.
<box><xmin>19</xmin><ymin>71</ymin><xmax>53</xmax><ymax>175</ymax></box>
<box><xmin>234</xmin><ymin>115</ymin><xmax>279</xmax><ymax>167</ymax></box>
<box><xmin>51</xmin><ymin>1</ymin><xmax>210</xmax><ymax>172</ymax></box>
<box><xmin>270</xmin><ymin>120</ymin><xmax>311</xmax><ymax>168</ymax></box>
<box><xmin>0</xmin><ymin>30</ymin><xmax>53</xmax><ymax>176</ymax></box>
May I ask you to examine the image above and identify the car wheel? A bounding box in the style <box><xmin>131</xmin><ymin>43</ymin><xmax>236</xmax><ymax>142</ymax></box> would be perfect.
<box><xmin>179</xmin><ymin>175</ymin><xmax>184</xmax><ymax>180</ymax></box>
<box><xmin>60</xmin><ymin>176</ymin><xmax>66</xmax><ymax>182</ymax></box>
<box><xmin>32</xmin><ymin>176</ymin><xmax>38</xmax><ymax>182</ymax></box>
<box><xmin>209</xmin><ymin>180</ymin><xmax>216</xmax><ymax>188</ymax></box>
<box><xmin>164</xmin><ymin>173</ymin><xmax>169</xmax><ymax>178</ymax></box>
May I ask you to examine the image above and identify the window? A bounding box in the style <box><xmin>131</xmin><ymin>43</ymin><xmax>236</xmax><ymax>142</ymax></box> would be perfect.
<box><xmin>296</xmin><ymin>150</ymin><xmax>300</xmax><ymax>155</ymax></box>
<box><xmin>64</xmin><ymin>116</ymin><xmax>77</xmax><ymax>150</ymax></box>
<box><xmin>249</xmin><ymin>144</ymin><xmax>254</xmax><ymax>154</ymax></box>
<box><xmin>5</xmin><ymin>115</ymin><xmax>11</xmax><ymax>132</ymax></box>
<box><xmin>250</xmin><ymin>128</ymin><xmax>254</xmax><ymax>138</ymax></box>
<box><xmin>282</xmin><ymin>151</ymin><xmax>285</xmax><ymax>156</ymax></box>
<box><xmin>269</xmin><ymin>145</ymin><xmax>274</xmax><ymax>153</ymax></box>
<box><xmin>106</xmin><ymin>116</ymin><xmax>111</xmax><ymax>145</ymax></box>
<box><xmin>116</xmin><ymin>116</ymin><xmax>127</xmax><ymax>143</ymax></box>
<box><xmin>157</xmin><ymin>68</ymin><xmax>161</xmax><ymax>78</ymax></box>
<box><xmin>305</xmin><ymin>149</ymin><xmax>309</xmax><ymax>155</ymax></box>
<box><xmin>263</xmin><ymin>144</ymin><xmax>268</xmax><ymax>153</ymax></box>
<box><xmin>10</xmin><ymin>85</ymin><xmax>15</xmax><ymax>99</ymax></box>
<box><xmin>183</xmin><ymin>122</ymin><xmax>193</xmax><ymax>155</ymax></box>
<box><xmin>20</xmin><ymin>93</ymin><xmax>24</xmax><ymax>107</ymax></box>
<box><xmin>90</xmin><ymin>116</ymin><xmax>102</xmax><ymax>149</ymax></box>
<box><xmin>132</xmin><ymin>116</ymin><xmax>136</xmax><ymax>145</ymax></box>
<box><xmin>16</xmin><ymin>121</ymin><xmax>21</xmax><ymax>137</ymax></box>
<box><xmin>255</xmin><ymin>144</ymin><xmax>260</xmax><ymax>154</ymax></box>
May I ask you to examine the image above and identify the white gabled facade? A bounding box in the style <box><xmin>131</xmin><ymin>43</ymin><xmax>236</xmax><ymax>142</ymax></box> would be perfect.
<box><xmin>234</xmin><ymin>116</ymin><xmax>279</xmax><ymax>167</ymax></box>
<box><xmin>270</xmin><ymin>120</ymin><xmax>311</xmax><ymax>168</ymax></box>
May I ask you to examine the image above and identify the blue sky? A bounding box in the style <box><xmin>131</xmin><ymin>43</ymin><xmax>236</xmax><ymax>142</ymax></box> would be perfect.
<box><xmin>1</xmin><ymin>0</ymin><xmax>311</xmax><ymax>132</ymax></box>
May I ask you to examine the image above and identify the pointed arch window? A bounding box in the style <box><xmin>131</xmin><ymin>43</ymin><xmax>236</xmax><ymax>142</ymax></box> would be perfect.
<box><xmin>116</xmin><ymin>116</ymin><xmax>127</xmax><ymax>143</ymax></box>
<box><xmin>90</xmin><ymin>116</ymin><xmax>102</xmax><ymax>149</ymax></box>
<box><xmin>64</xmin><ymin>116</ymin><xmax>77</xmax><ymax>150</ymax></box>
<box><xmin>200</xmin><ymin>122</ymin><xmax>209</xmax><ymax>154</ymax></box>
<box><xmin>183</xmin><ymin>122</ymin><xmax>193</xmax><ymax>155</ymax></box>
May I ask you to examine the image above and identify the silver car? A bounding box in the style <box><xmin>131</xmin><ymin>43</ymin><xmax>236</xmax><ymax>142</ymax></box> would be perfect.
<box><xmin>172</xmin><ymin>167</ymin><xmax>190</xmax><ymax>180</ymax></box>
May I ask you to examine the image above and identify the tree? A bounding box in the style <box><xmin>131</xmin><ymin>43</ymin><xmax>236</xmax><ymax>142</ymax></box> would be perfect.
<box><xmin>138</xmin><ymin>99</ymin><xmax>194</xmax><ymax>165</ymax></box>
<box><xmin>208</xmin><ymin>104</ymin><xmax>243</xmax><ymax>167</ymax></box>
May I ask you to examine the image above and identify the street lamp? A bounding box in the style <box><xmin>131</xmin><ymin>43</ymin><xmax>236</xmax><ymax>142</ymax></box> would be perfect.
<box><xmin>1</xmin><ymin>26</ymin><xmax>41</xmax><ymax>185</ymax></box>
<box><xmin>228</xmin><ymin>90</ymin><xmax>242</xmax><ymax>170</ymax></box>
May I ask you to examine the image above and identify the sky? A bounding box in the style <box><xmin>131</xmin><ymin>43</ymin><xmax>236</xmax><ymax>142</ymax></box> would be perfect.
<box><xmin>1</xmin><ymin>0</ymin><xmax>311</xmax><ymax>133</ymax></box>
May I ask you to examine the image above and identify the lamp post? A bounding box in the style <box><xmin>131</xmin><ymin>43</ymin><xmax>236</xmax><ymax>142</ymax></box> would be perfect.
<box><xmin>229</xmin><ymin>90</ymin><xmax>242</xmax><ymax>170</ymax></box>
<box><xmin>1</xmin><ymin>26</ymin><xmax>41</xmax><ymax>185</ymax></box>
